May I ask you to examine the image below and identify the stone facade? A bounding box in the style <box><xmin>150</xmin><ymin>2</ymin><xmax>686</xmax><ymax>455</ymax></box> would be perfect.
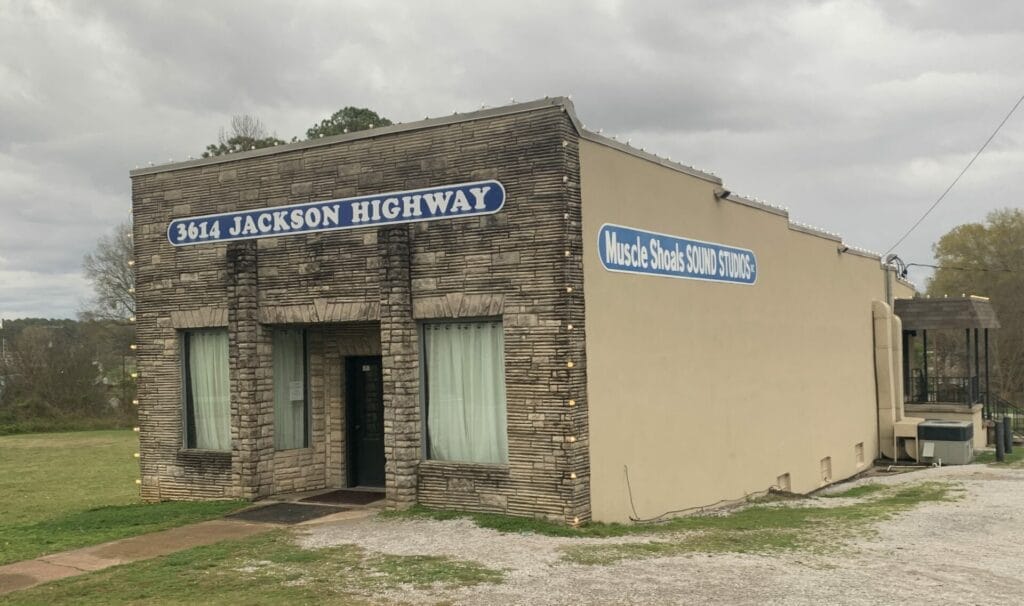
<box><xmin>131</xmin><ymin>99</ymin><xmax>592</xmax><ymax>523</ymax></box>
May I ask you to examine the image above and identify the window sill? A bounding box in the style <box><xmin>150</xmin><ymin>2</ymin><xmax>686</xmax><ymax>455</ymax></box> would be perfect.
<box><xmin>274</xmin><ymin>447</ymin><xmax>314</xmax><ymax>455</ymax></box>
<box><xmin>176</xmin><ymin>449</ymin><xmax>232</xmax><ymax>464</ymax></box>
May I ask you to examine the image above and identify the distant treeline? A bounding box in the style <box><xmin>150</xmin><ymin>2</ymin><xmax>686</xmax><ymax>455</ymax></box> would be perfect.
<box><xmin>0</xmin><ymin>318</ymin><xmax>136</xmax><ymax>435</ymax></box>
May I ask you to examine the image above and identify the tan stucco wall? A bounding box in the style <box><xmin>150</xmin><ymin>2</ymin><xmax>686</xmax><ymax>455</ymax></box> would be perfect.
<box><xmin>893</xmin><ymin>279</ymin><xmax>916</xmax><ymax>300</ymax></box>
<box><xmin>580</xmin><ymin>141</ymin><xmax>897</xmax><ymax>523</ymax></box>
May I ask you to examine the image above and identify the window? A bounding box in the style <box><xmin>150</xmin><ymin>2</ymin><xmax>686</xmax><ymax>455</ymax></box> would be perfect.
<box><xmin>423</xmin><ymin>321</ymin><xmax>508</xmax><ymax>464</ymax></box>
<box><xmin>273</xmin><ymin>328</ymin><xmax>308</xmax><ymax>450</ymax></box>
<box><xmin>183</xmin><ymin>330</ymin><xmax>230</xmax><ymax>450</ymax></box>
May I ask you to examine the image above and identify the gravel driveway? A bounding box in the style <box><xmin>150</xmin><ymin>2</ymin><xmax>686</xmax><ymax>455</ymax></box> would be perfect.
<box><xmin>299</xmin><ymin>463</ymin><xmax>1024</xmax><ymax>605</ymax></box>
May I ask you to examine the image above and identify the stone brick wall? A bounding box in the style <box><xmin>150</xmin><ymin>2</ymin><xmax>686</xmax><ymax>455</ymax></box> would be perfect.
<box><xmin>131</xmin><ymin>101</ymin><xmax>592</xmax><ymax>523</ymax></box>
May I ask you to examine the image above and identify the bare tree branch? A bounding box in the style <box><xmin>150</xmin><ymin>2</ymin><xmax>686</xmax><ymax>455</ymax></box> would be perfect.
<box><xmin>81</xmin><ymin>221</ymin><xmax>135</xmax><ymax>321</ymax></box>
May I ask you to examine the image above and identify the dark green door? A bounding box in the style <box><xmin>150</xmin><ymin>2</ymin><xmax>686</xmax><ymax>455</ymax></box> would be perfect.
<box><xmin>346</xmin><ymin>356</ymin><xmax>385</xmax><ymax>487</ymax></box>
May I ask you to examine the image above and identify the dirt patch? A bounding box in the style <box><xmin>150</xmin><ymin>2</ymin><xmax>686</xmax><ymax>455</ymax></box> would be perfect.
<box><xmin>299</xmin><ymin>464</ymin><xmax>1024</xmax><ymax>605</ymax></box>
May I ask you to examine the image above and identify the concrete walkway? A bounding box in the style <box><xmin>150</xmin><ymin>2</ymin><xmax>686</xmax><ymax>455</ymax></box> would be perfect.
<box><xmin>0</xmin><ymin>519</ymin><xmax>272</xmax><ymax>596</ymax></box>
<box><xmin>0</xmin><ymin>505</ymin><xmax>376</xmax><ymax>596</ymax></box>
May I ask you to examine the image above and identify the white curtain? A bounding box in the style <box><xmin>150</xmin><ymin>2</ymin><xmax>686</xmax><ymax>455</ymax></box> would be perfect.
<box><xmin>188</xmin><ymin>330</ymin><xmax>230</xmax><ymax>450</ymax></box>
<box><xmin>273</xmin><ymin>329</ymin><xmax>306</xmax><ymax>449</ymax></box>
<box><xmin>425</xmin><ymin>321</ymin><xmax>508</xmax><ymax>464</ymax></box>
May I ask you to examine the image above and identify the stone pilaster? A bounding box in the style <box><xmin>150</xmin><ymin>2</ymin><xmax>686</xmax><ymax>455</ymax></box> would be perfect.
<box><xmin>227</xmin><ymin>240</ymin><xmax>272</xmax><ymax>499</ymax></box>
<box><xmin>380</xmin><ymin>225</ymin><xmax>421</xmax><ymax>508</ymax></box>
<box><xmin>559</xmin><ymin>124</ymin><xmax>592</xmax><ymax>525</ymax></box>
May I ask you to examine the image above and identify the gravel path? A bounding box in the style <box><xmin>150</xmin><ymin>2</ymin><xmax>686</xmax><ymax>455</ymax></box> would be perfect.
<box><xmin>298</xmin><ymin>463</ymin><xmax>1024</xmax><ymax>605</ymax></box>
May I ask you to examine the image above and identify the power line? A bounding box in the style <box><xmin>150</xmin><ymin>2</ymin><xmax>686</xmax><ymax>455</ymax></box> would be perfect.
<box><xmin>906</xmin><ymin>262</ymin><xmax>1017</xmax><ymax>274</ymax></box>
<box><xmin>884</xmin><ymin>91</ymin><xmax>1024</xmax><ymax>256</ymax></box>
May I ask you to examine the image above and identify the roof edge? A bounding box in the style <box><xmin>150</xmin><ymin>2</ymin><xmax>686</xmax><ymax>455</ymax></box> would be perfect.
<box><xmin>725</xmin><ymin>194</ymin><xmax>789</xmax><ymax>218</ymax></box>
<box><xmin>575</xmin><ymin>127</ymin><xmax>722</xmax><ymax>184</ymax></box>
<box><xmin>130</xmin><ymin>97</ymin><xmax>572</xmax><ymax>177</ymax></box>
<box><xmin>788</xmin><ymin>221</ymin><xmax>843</xmax><ymax>243</ymax></box>
<box><xmin>845</xmin><ymin>247</ymin><xmax>883</xmax><ymax>261</ymax></box>
<box><xmin>896</xmin><ymin>275</ymin><xmax>919</xmax><ymax>291</ymax></box>
<box><xmin>132</xmin><ymin>95</ymin><xmax>724</xmax><ymax>185</ymax></box>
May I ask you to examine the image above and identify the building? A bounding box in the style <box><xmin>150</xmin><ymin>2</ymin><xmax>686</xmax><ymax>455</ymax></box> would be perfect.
<box><xmin>896</xmin><ymin>295</ymin><xmax>1001</xmax><ymax>446</ymax></box>
<box><xmin>131</xmin><ymin>97</ymin><xmax>918</xmax><ymax>524</ymax></box>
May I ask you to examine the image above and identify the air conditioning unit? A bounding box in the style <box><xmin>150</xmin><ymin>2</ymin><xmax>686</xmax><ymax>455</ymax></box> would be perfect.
<box><xmin>917</xmin><ymin>420</ymin><xmax>973</xmax><ymax>465</ymax></box>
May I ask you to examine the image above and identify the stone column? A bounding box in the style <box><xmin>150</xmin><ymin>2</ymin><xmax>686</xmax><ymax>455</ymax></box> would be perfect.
<box><xmin>380</xmin><ymin>225</ymin><xmax>421</xmax><ymax>508</ymax></box>
<box><xmin>227</xmin><ymin>240</ymin><xmax>272</xmax><ymax>499</ymax></box>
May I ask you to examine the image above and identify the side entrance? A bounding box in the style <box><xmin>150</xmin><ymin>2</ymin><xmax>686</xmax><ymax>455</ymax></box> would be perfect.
<box><xmin>345</xmin><ymin>356</ymin><xmax>386</xmax><ymax>488</ymax></box>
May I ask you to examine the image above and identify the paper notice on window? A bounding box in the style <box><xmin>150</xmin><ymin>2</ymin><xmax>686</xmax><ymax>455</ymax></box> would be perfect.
<box><xmin>289</xmin><ymin>381</ymin><xmax>304</xmax><ymax>402</ymax></box>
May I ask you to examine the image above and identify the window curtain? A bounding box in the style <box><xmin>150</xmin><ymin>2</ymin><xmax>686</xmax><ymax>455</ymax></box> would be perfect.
<box><xmin>425</xmin><ymin>321</ymin><xmax>508</xmax><ymax>464</ymax></box>
<box><xmin>273</xmin><ymin>329</ymin><xmax>306</xmax><ymax>449</ymax></box>
<box><xmin>188</xmin><ymin>330</ymin><xmax>230</xmax><ymax>450</ymax></box>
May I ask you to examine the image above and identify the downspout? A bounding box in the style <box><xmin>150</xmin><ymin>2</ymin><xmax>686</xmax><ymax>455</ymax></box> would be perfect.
<box><xmin>876</xmin><ymin>263</ymin><xmax>889</xmax><ymax>462</ymax></box>
<box><xmin>879</xmin><ymin>264</ymin><xmax>891</xmax><ymax>462</ymax></box>
<box><xmin>873</xmin><ymin>300</ymin><xmax>900</xmax><ymax>461</ymax></box>
<box><xmin>884</xmin><ymin>264</ymin><xmax>893</xmax><ymax>307</ymax></box>
<box><xmin>872</xmin><ymin>313</ymin><xmax>882</xmax><ymax>462</ymax></box>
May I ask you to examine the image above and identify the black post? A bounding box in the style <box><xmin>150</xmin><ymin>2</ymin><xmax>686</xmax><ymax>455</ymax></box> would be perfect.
<box><xmin>965</xmin><ymin>328</ymin><xmax>971</xmax><ymax>405</ymax></box>
<box><xmin>996</xmin><ymin>419</ymin><xmax>1006</xmax><ymax>462</ymax></box>
<box><xmin>974</xmin><ymin>328</ymin><xmax>980</xmax><ymax>403</ymax></box>
<box><xmin>922</xmin><ymin>329</ymin><xmax>929</xmax><ymax>401</ymax></box>
<box><xmin>902</xmin><ymin>330</ymin><xmax>911</xmax><ymax>401</ymax></box>
<box><xmin>1004</xmin><ymin>415</ymin><xmax>1014</xmax><ymax>454</ymax></box>
<box><xmin>984</xmin><ymin>329</ymin><xmax>991</xmax><ymax>418</ymax></box>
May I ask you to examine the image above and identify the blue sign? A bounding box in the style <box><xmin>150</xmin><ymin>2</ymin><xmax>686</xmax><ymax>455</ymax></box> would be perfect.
<box><xmin>598</xmin><ymin>223</ymin><xmax>757</xmax><ymax>285</ymax></box>
<box><xmin>167</xmin><ymin>180</ymin><xmax>506</xmax><ymax>246</ymax></box>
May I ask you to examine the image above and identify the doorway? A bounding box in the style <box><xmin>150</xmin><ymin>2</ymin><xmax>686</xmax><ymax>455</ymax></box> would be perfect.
<box><xmin>346</xmin><ymin>356</ymin><xmax>385</xmax><ymax>487</ymax></box>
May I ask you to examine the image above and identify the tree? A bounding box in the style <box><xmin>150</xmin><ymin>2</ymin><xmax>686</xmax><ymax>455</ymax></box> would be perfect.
<box><xmin>200</xmin><ymin>108</ymin><xmax>392</xmax><ymax>158</ymax></box>
<box><xmin>305</xmin><ymin>107</ymin><xmax>392</xmax><ymax>139</ymax></box>
<box><xmin>202</xmin><ymin>114</ymin><xmax>286</xmax><ymax>158</ymax></box>
<box><xmin>0</xmin><ymin>322</ymin><xmax>107</xmax><ymax>418</ymax></box>
<box><xmin>927</xmin><ymin>209</ymin><xmax>1024</xmax><ymax>399</ymax></box>
<box><xmin>82</xmin><ymin>220</ymin><xmax>135</xmax><ymax>321</ymax></box>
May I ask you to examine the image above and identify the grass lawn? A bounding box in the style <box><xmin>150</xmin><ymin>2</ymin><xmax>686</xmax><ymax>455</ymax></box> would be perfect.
<box><xmin>0</xmin><ymin>531</ymin><xmax>504</xmax><ymax>606</ymax></box>
<box><xmin>0</xmin><ymin>430</ymin><xmax>246</xmax><ymax>565</ymax></box>
<box><xmin>0</xmin><ymin>433</ymin><xmax>971</xmax><ymax>601</ymax></box>
<box><xmin>974</xmin><ymin>448</ymin><xmax>1024</xmax><ymax>466</ymax></box>
<box><xmin>0</xmin><ymin>462</ymin><xmax>965</xmax><ymax>603</ymax></box>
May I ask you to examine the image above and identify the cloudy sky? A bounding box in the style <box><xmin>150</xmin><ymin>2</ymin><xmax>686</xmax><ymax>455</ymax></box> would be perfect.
<box><xmin>2</xmin><ymin>0</ymin><xmax>1022</xmax><ymax>319</ymax></box>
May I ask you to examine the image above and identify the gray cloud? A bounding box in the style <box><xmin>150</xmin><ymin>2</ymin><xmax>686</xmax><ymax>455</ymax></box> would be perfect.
<box><xmin>1</xmin><ymin>0</ymin><xmax>1022</xmax><ymax>317</ymax></box>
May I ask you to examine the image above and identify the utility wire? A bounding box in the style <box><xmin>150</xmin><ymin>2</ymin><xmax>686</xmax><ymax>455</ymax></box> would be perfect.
<box><xmin>906</xmin><ymin>262</ymin><xmax>1016</xmax><ymax>273</ymax></box>
<box><xmin>884</xmin><ymin>92</ymin><xmax>1024</xmax><ymax>256</ymax></box>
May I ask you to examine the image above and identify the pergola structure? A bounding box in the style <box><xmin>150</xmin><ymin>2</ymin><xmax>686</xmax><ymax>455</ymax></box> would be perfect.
<box><xmin>895</xmin><ymin>296</ymin><xmax>1000</xmax><ymax>441</ymax></box>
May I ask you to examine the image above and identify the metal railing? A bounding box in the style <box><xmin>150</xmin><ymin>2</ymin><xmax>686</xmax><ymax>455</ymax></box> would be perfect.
<box><xmin>908</xmin><ymin>370</ymin><xmax>982</xmax><ymax>405</ymax></box>
<box><xmin>987</xmin><ymin>394</ymin><xmax>1024</xmax><ymax>437</ymax></box>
